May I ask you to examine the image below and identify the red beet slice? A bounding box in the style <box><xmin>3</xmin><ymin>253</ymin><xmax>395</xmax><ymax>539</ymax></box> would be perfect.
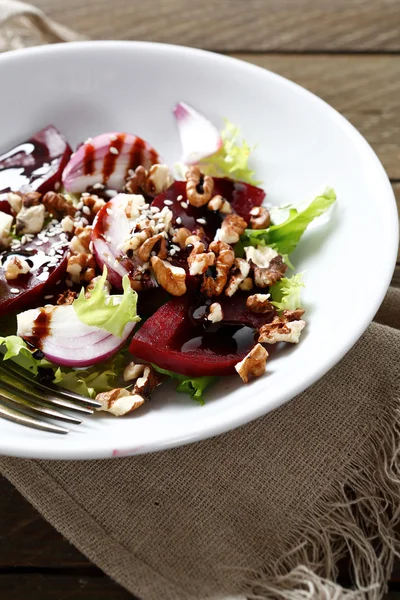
<box><xmin>0</xmin><ymin>125</ymin><xmax>72</xmax><ymax>201</ymax></box>
<box><xmin>0</xmin><ymin>226</ymin><xmax>68</xmax><ymax>316</ymax></box>
<box><xmin>152</xmin><ymin>178</ymin><xmax>265</xmax><ymax>242</ymax></box>
<box><xmin>129</xmin><ymin>296</ymin><xmax>256</xmax><ymax>376</ymax></box>
<box><xmin>213</xmin><ymin>178</ymin><xmax>265</xmax><ymax>222</ymax></box>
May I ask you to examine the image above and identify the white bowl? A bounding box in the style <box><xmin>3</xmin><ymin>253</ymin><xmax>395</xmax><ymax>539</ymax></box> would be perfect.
<box><xmin>0</xmin><ymin>41</ymin><xmax>397</xmax><ymax>459</ymax></box>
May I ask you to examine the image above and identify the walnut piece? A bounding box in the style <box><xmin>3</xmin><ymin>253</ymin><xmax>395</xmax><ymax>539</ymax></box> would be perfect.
<box><xmin>201</xmin><ymin>240</ymin><xmax>235</xmax><ymax>297</ymax></box>
<box><xmin>186</xmin><ymin>166</ymin><xmax>214</xmax><ymax>207</ymax></box>
<box><xmin>125</xmin><ymin>166</ymin><xmax>147</xmax><ymax>194</ymax></box>
<box><xmin>7</xmin><ymin>192</ymin><xmax>23</xmax><ymax>214</ymax></box>
<box><xmin>21</xmin><ymin>191</ymin><xmax>42</xmax><ymax>208</ymax></box>
<box><xmin>225</xmin><ymin>258</ymin><xmax>250</xmax><ymax>297</ymax></box>
<box><xmin>219</xmin><ymin>213</ymin><xmax>247</xmax><ymax>244</ymax></box>
<box><xmin>187</xmin><ymin>239</ymin><xmax>215</xmax><ymax>276</ymax></box>
<box><xmin>144</xmin><ymin>164</ymin><xmax>174</xmax><ymax>196</ymax></box>
<box><xmin>42</xmin><ymin>191</ymin><xmax>76</xmax><ymax>219</ymax></box>
<box><xmin>57</xmin><ymin>290</ymin><xmax>77</xmax><ymax>305</ymax></box>
<box><xmin>61</xmin><ymin>215</ymin><xmax>75</xmax><ymax>234</ymax></box>
<box><xmin>282</xmin><ymin>308</ymin><xmax>305</xmax><ymax>321</ymax></box>
<box><xmin>16</xmin><ymin>204</ymin><xmax>45</xmax><ymax>235</ymax></box>
<box><xmin>151</xmin><ymin>256</ymin><xmax>187</xmax><ymax>296</ymax></box>
<box><xmin>82</xmin><ymin>194</ymin><xmax>106</xmax><ymax>218</ymax></box>
<box><xmin>69</xmin><ymin>226</ymin><xmax>92</xmax><ymax>255</ymax></box>
<box><xmin>258</xmin><ymin>316</ymin><xmax>306</xmax><ymax>344</ymax></box>
<box><xmin>4</xmin><ymin>256</ymin><xmax>31</xmax><ymax>280</ymax></box>
<box><xmin>249</xmin><ymin>206</ymin><xmax>270</xmax><ymax>229</ymax></box>
<box><xmin>172</xmin><ymin>227</ymin><xmax>191</xmax><ymax>249</ymax></box>
<box><xmin>239</xmin><ymin>277</ymin><xmax>253</xmax><ymax>291</ymax></box>
<box><xmin>67</xmin><ymin>253</ymin><xmax>97</xmax><ymax>284</ymax></box>
<box><xmin>123</xmin><ymin>362</ymin><xmax>146</xmax><ymax>382</ymax></box>
<box><xmin>253</xmin><ymin>255</ymin><xmax>287</xmax><ymax>288</ymax></box>
<box><xmin>235</xmin><ymin>344</ymin><xmax>268</xmax><ymax>383</ymax></box>
<box><xmin>207</xmin><ymin>194</ymin><xmax>232</xmax><ymax>214</ymax></box>
<box><xmin>137</xmin><ymin>233</ymin><xmax>168</xmax><ymax>262</ymax></box>
<box><xmin>0</xmin><ymin>211</ymin><xmax>13</xmax><ymax>249</ymax></box>
<box><xmin>207</xmin><ymin>302</ymin><xmax>223</xmax><ymax>323</ymax></box>
<box><xmin>246</xmin><ymin>293</ymin><xmax>274</xmax><ymax>313</ymax></box>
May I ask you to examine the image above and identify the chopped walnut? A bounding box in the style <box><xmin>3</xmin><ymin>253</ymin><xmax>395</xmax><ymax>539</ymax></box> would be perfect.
<box><xmin>172</xmin><ymin>227</ymin><xmax>191</xmax><ymax>249</ymax></box>
<box><xmin>61</xmin><ymin>215</ymin><xmax>75</xmax><ymax>234</ymax></box>
<box><xmin>125</xmin><ymin>166</ymin><xmax>147</xmax><ymax>194</ymax></box>
<box><xmin>42</xmin><ymin>191</ymin><xmax>76</xmax><ymax>219</ymax></box>
<box><xmin>144</xmin><ymin>164</ymin><xmax>174</xmax><ymax>196</ymax></box>
<box><xmin>208</xmin><ymin>302</ymin><xmax>223</xmax><ymax>323</ymax></box>
<box><xmin>82</xmin><ymin>194</ymin><xmax>106</xmax><ymax>218</ymax></box>
<box><xmin>16</xmin><ymin>204</ymin><xmax>45</xmax><ymax>235</ymax></box>
<box><xmin>67</xmin><ymin>253</ymin><xmax>97</xmax><ymax>284</ymax></box>
<box><xmin>186</xmin><ymin>166</ymin><xmax>214</xmax><ymax>207</ymax></box>
<box><xmin>244</xmin><ymin>245</ymin><xmax>278</xmax><ymax>268</ymax></box>
<box><xmin>121</xmin><ymin>228</ymin><xmax>153</xmax><ymax>255</ymax></box>
<box><xmin>239</xmin><ymin>277</ymin><xmax>253</xmax><ymax>292</ymax></box>
<box><xmin>219</xmin><ymin>214</ymin><xmax>247</xmax><ymax>244</ymax></box>
<box><xmin>225</xmin><ymin>258</ymin><xmax>251</xmax><ymax>297</ymax></box>
<box><xmin>57</xmin><ymin>290</ymin><xmax>78</xmax><ymax>305</ymax></box>
<box><xmin>137</xmin><ymin>233</ymin><xmax>168</xmax><ymax>262</ymax></box>
<box><xmin>249</xmin><ymin>206</ymin><xmax>271</xmax><ymax>229</ymax></box>
<box><xmin>97</xmin><ymin>366</ymin><xmax>165</xmax><ymax>416</ymax></box>
<box><xmin>235</xmin><ymin>344</ymin><xmax>268</xmax><ymax>383</ymax></box>
<box><xmin>282</xmin><ymin>308</ymin><xmax>305</xmax><ymax>321</ymax></box>
<box><xmin>4</xmin><ymin>256</ymin><xmax>31</xmax><ymax>280</ymax></box>
<box><xmin>69</xmin><ymin>226</ymin><xmax>92</xmax><ymax>255</ymax></box>
<box><xmin>7</xmin><ymin>192</ymin><xmax>22</xmax><ymax>214</ymax></box>
<box><xmin>187</xmin><ymin>239</ymin><xmax>215</xmax><ymax>276</ymax></box>
<box><xmin>246</xmin><ymin>293</ymin><xmax>274</xmax><ymax>313</ymax></box>
<box><xmin>21</xmin><ymin>191</ymin><xmax>42</xmax><ymax>208</ymax></box>
<box><xmin>258</xmin><ymin>316</ymin><xmax>306</xmax><ymax>344</ymax></box>
<box><xmin>0</xmin><ymin>211</ymin><xmax>13</xmax><ymax>249</ymax></box>
<box><xmin>96</xmin><ymin>388</ymin><xmax>145</xmax><ymax>417</ymax></box>
<box><xmin>123</xmin><ymin>362</ymin><xmax>146</xmax><ymax>382</ymax></box>
<box><xmin>207</xmin><ymin>194</ymin><xmax>232</xmax><ymax>214</ymax></box>
<box><xmin>252</xmin><ymin>255</ymin><xmax>287</xmax><ymax>288</ymax></box>
<box><xmin>151</xmin><ymin>256</ymin><xmax>187</xmax><ymax>296</ymax></box>
<box><xmin>85</xmin><ymin>275</ymin><xmax>112</xmax><ymax>298</ymax></box>
<box><xmin>201</xmin><ymin>240</ymin><xmax>235</xmax><ymax>297</ymax></box>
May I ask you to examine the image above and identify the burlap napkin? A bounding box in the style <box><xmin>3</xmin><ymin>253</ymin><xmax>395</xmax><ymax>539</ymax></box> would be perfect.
<box><xmin>0</xmin><ymin>3</ymin><xmax>400</xmax><ymax>599</ymax></box>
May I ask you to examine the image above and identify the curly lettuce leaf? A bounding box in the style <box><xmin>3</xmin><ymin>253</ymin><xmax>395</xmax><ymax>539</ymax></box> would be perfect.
<box><xmin>240</xmin><ymin>188</ymin><xmax>336</xmax><ymax>256</ymax></box>
<box><xmin>199</xmin><ymin>120</ymin><xmax>261</xmax><ymax>185</ymax></box>
<box><xmin>152</xmin><ymin>364</ymin><xmax>218</xmax><ymax>405</ymax></box>
<box><xmin>0</xmin><ymin>335</ymin><xmax>50</xmax><ymax>374</ymax></box>
<box><xmin>73</xmin><ymin>268</ymin><xmax>140</xmax><ymax>338</ymax></box>
<box><xmin>270</xmin><ymin>273</ymin><xmax>305</xmax><ymax>312</ymax></box>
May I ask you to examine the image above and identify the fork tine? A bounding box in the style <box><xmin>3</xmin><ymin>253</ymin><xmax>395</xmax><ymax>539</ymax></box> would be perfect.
<box><xmin>0</xmin><ymin>361</ymin><xmax>101</xmax><ymax>408</ymax></box>
<box><xmin>0</xmin><ymin>398</ymin><xmax>69</xmax><ymax>434</ymax></box>
<box><xmin>0</xmin><ymin>367</ymin><xmax>94</xmax><ymax>415</ymax></box>
<box><xmin>0</xmin><ymin>384</ymin><xmax>82</xmax><ymax>425</ymax></box>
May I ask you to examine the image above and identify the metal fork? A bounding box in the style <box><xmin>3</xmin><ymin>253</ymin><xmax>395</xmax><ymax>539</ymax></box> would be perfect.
<box><xmin>0</xmin><ymin>360</ymin><xmax>101</xmax><ymax>434</ymax></box>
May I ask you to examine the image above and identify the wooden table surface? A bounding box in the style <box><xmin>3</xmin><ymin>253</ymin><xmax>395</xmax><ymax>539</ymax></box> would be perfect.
<box><xmin>1</xmin><ymin>1</ymin><xmax>400</xmax><ymax>598</ymax></box>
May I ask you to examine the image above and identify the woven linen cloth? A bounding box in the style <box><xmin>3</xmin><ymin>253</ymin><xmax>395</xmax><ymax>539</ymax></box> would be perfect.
<box><xmin>0</xmin><ymin>3</ymin><xmax>400</xmax><ymax>599</ymax></box>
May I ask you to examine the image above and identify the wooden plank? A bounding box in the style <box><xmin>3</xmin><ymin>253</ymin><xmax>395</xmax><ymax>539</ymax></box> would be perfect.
<box><xmin>0</xmin><ymin>573</ymin><xmax>134</xmax><ymax>600</ymax></box>
<box><xmin>0</xmin><ymin>476</ymin><xmax>90</xmax><ymax>568</ymax></box>
<box><xmin>233</xmin><ymin>54</ymin><xmax>400</xmax><ymax>180</ymax></box>
<box><xmin>29</xmin><ymin>0</ymin><xmax>400</xmax><ymax>52</ymax></box>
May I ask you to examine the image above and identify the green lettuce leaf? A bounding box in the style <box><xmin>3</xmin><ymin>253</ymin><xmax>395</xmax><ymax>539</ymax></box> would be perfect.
<box><xmin>152</xmin><ymin>364</ymin><xmax>218</xmax><ymax>405</ymax></box>
<box><xmin>0</xmin><ymin>335</ymin><xmax>50</xmax><ymax>374</ymax></box>
<box><xmin>270</xmin><ymin>273</ymin><xmax>305</xmax><ymax>312</ymax></box>
<box><xmin>240</xmin><ymin>188</ymin><xmax>336</xmax><ymax>256</ymax></box>
<box><xmin>73</xmin><ymin>268</ymin><xmax>140</xmax><ymax>338</ymax></box>
<box><xmin>199</xmin><ymin>120</ymin><xmax>261</xmax><ymax>185</ymax></box>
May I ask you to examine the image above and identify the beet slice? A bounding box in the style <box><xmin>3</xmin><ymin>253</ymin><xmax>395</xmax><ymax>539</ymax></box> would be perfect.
<box><xmin>0</xmin><ymin>226</ymin><xmax>68</xmax><ymax>316</ymax></box>
<box><xmin>152</xmin><ymin>178</ymin><xmax>265</xmax><ymax>241</ymax></box>
<box><xmin>0</xmin><ymin>125</ymin><xmax>72</xmax><ymax>201</ymax></box>
<box><xmin>129</xmin><ymin>296</ymin><xmax>256</xmax><ymax>376</ymax></box>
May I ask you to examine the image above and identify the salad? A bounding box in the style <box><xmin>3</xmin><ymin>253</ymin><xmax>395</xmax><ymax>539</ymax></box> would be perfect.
<box><xmin>0</xmin><ymin>103</ymin><xmax>336</xmax><ymax>417</ymax></box>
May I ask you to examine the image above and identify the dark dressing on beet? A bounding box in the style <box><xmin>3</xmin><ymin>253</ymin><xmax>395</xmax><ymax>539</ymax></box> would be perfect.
<box><xmin>180</xmin><ymin>325</ymin><xmax>255</xmax><ymax>356</ymax></box>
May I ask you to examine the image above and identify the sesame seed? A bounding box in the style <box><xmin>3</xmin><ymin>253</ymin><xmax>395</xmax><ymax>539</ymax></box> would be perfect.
<box><xmin>180</xmin><ymin>201</ymin><xmax>188</xmax><ymax>209</ymax></box>
<box><xmin>35</xmin><ymin>240</ymin><xmax>44</xmax><ymax>246</ymax></box>
<box><xmin>81</xmin><ymin>217</ymin><xmax>89</xmax><ymax>226</ymax></box>
<box><xmin>93</xmin><ymin>182</ymin><xmax>105</xmax><ymax>190</ymax></box>
<box><xmin>76</xmin><ymin>201</ymin><xmax>84</xmax><ymax>210</ymax></box>
<box><xmin>176</xmin><ymin>217</ymin><xmax>182</xmax><ymax>225</ymax></box>
<box><xmin>106</xmin><ymin>190</ymin><xmax>118</xmax><ymax>198</ymax></box>
<box><xmin>10</xmin><ymin>288</ymin><xmax>19</xmax><ymax>294</ymax></box>
<box><xmin>56</xmin><ymin>280</ymin><xmax>61</xmax><ymax>285</ymax></box>
<box><xmin>44</xmin><ymin>295</ymin><xmax>54</xmax><ymax>300</ymax></box>
<box><xmin>109</xmin><ymin>134</ymin><xmax>118</xmax><ymax>141</ymax></box>
<box><xmin>196</xmin><ymin>218</ymin><xmax>207</xmax><ymax>225</ymax></box>
<box><xmin>109</xmin><ymin>147</ymin><xmax>119</xmax><ymax>155</ymax></box>
<box><xmin>82</xmin><ymin>206</ymin><xmax>91</xmax><ymax>215</ymax></box>
<box><xmin>54</xmin><ymin>182</ymin><xmax>61</xmax><ymax>191</ymax></box>
<box><xmin>150</xmin><ymin>206</ymin><xmax>160</xmax><ymax>213</ymax></box>
<box><xmin>81</xmin><ymin>193</ymin><xmax>90</xmax><ymax>198</ymax></box>
<box><xmin>21</xmin><ymin>235</ymin><xmax>27</xmax><ymax>245</ymax></box>
<box><xmin>169</xmin><ymin>248</ymin><xmax>176</xmax><ymax>256</ymax></box>
<box><xmin>177</xmin><ymin>195</ymin><xmax>183</xmax><ymax>201</ymax></box>
<box><xmin>164</xmin><ymin>199</ymin><xmax>173</xmax><ymax>206</ymax></box>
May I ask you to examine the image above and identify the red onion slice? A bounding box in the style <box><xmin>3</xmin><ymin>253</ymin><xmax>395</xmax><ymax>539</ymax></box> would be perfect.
<box><xmin>173</xmin><ymin>102</ymin><xmax>222</xmax><ymax>165</ymax></box>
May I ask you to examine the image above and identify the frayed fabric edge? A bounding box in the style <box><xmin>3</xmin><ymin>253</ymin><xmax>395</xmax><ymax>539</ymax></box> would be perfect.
<box><xmin>245</xmin><ymin>404</ymin><xmax>400</xmax><ymax>600</ymax></box>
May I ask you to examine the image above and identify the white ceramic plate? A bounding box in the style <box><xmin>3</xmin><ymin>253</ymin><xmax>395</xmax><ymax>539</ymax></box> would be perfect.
<box><xmin>0</xmin><ymin>42</ymin><xmax>397</xmax><ymax>459</ymax></box>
